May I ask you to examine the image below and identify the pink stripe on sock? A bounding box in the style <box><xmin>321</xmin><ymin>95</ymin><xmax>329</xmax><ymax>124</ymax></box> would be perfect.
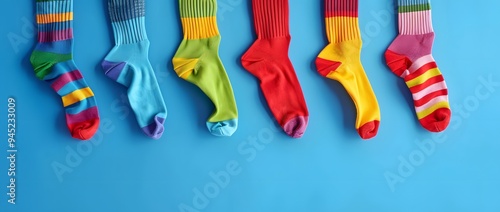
<box><xmin>51</xmin><ymin>70</ymin><xmax>83</xmax><ymax>92</ymax></box>
<box><xmin>400</xmin><ymin>70</ymin><xmax>410</xmax><ymax>78</ymax></box>
<box><xmin>38</xmin><ymin>29</ymin><xmax>73</xmax><ymax>42</ymax></box>
<box><xmin>415</xmin><ymin>95</ymin><xmax>449</xmax><ymax>112</ymax></box>
<box><xmin>399</xmin><ymin>11</ymin><xmax>433</xmax><ymax>35</ymax></box>
<box><xmin>412</xmin><ymin>81</ymin><xmax>448</xmax><ymax>100</ymax></box>
<box><xmin>408</xmin><ymin>54</ymin><xmax>434</xmax><ymax>72</ymax></box>
<box><xmin>66</xmin><ymin>106</ymin><xmax>99</xmax><ymax>124</ymax></box>
<box><xmin>399</xmin><ymin>55</ymin><xmax>435</xmax><ymax>78</ymax></box>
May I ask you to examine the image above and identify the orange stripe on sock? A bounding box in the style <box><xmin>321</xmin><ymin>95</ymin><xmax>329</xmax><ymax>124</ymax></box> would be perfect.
<box><xmin>37</xmin><ymin>12</ymin><xmax>73</xmax><ymax>24</ymax></box>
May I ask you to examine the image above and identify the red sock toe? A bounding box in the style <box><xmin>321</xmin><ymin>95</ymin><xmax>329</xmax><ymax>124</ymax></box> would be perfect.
<box><xmin>419</xmin><ymin>108</ymin><xmax>451</xmax><ymax>133</ymax></box>
<box><xmin>357</xmin><ymin>120</ymin><xmax>380</xmax><ymax>140</ymax></box>
<box><xmin>68</xmin><ymin>118</ymin><xmax>100</xmax><ymax>140</ymax></box>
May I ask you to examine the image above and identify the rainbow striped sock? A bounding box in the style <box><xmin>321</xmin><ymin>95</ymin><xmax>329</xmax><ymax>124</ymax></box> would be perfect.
<box><xmin>102</xmin><ymin>0</ymin><xmax>167</xmax><ymax>139</ymax></box>
<box><xmin>385</xmin><ymin>0</ymin><xmax>451</xmax><ymax>132</ymax></box>
<box><xmin>30</xmin><ymin>0</ymin><xmax>100</xmax><ymax>140</ymax></box>
<box><xmin>172</xmin><ymin>0</ymin><xmax>238</xmax><ymax>136</ymax></box>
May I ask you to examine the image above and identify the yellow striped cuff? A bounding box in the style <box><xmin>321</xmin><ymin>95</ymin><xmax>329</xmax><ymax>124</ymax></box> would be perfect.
<box><xmin>326</xmin><ymin>17</ymin><xmax>360</xmax><ymax>43</ymax></box>
<box><xmin>181</xmin><ymin>17</ymin><xmax>219</xmax><ymax>40</ymax></box>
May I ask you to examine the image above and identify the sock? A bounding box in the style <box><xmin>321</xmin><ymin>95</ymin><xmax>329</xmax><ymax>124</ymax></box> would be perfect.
<box><xmin>102</xmin><ymin>0</ymin><xmax>167</xmax><ymax>139</ymax></box>
<box><xmin>172</xmin><ymin>0</ymin><xmax>238</xmax><ymax>137</ymax></box>
<box><xmin>241</xmin><ymin>0</ymin><xmax>309</xmax><ymax>138</ymax></box>
<box><xmin>315</xmin><ymin>0</ymin><xmax>381</xmax><ymax>139</ymax></box>
<box><xmin>385</xmin><ymin>0</ymin><xmax>451</xmax><ymax>132</ymax></box>
<box><xmin>30</xmin><ymin>0</ymin><xmax>100</xmax><ymax>140</ymax></box>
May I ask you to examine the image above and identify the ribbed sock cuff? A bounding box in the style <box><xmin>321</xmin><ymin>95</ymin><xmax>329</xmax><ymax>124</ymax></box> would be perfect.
<box><xmin>326</xmin><ymin>0</ymin><xmax>358</xmax><ymax>17</ymax></box>
<box><xmin>179</xmin><ymin>0</ymin><xmax>219</xmax><ymax>40</ymax></box>
<box><xmin>179</xmin><ymin>0</ymin><xmax>216</xmax><ymax>18</ymax></box>
<box><xmin>398</xmin><ymin>0</ymin><xmax>433</xmax><ymax>35</ymax></box>
<box><xmin>398</xmin><ymin>0</ymin><xmax>431</xmax><ymax>11</ymax></box>
<box><xmin>36</xmin><ymin>0</ymin><xmax>73</xmax><ymax>42</ymax></box>
<box><xmin>252</xmin><ymin>0</ymin><xmax>289</xmax><ymax>38</ymax></box>
<box><xmin>325</xmin><ymin>0</ymin><xmax>360</xmax><ymax>43</ymax></box>
<box><xmin>108</xmin><ymin>0</ymin><xmax>147</xmax><ymax>44</ymax></box>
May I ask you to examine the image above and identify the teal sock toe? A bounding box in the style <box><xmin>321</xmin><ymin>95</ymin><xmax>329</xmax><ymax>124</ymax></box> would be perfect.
<box><xmin>206</xmin><ymin>119</ymin><xmax>238</xmax><ymax>137</ymax></box>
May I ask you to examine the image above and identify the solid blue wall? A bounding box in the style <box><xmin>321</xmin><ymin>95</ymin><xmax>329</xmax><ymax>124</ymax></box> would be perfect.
<box><xmin>1</xmin><ymin>0</ymin><xmax>500</xmax><ymax>211</ymax></box>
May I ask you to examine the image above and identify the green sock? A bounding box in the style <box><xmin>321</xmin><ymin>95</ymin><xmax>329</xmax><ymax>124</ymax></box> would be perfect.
<box><xmin>172</xmin><ymin>0</ymin><xmax>238</xmax><ymax>136</ymax></box>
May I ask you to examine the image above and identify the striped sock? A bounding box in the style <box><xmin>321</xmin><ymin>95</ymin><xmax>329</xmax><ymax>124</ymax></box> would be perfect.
<box><xmin>102</xmin><ymin>0</ymin><xmax>167</xmax><ymax>139</ymax></box>
<box><xmin>385</xmin><ymin>0</ymin><xmax>451</xmax><ymax>132</ymax></box>
<box><xmin>30</xmin><ymin>0</ymin><xmax>100</xmax><ymax>140</ymax></box>
<box><xmin>172</xmin><ymin>0</ymin><xmax>238</xmax><ymax>136</ymax></box>
<box><xmin>315</xmin><ymin>0</ymin><xmax>381</xmax><ymax>139</ymax></box>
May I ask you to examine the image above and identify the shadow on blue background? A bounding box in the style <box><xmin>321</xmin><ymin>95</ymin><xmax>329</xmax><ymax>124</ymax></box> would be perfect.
<box><xmin>1</xmin><ymin>0</ymin><xmax>500</xmax><ymax>212</ymax></box>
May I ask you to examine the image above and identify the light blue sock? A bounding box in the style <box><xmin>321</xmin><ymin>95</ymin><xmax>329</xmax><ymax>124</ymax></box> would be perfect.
<box><xmin>102</xmin><ymin>0</ymin><xmax>167</xmax><ymax>139</ymax></box>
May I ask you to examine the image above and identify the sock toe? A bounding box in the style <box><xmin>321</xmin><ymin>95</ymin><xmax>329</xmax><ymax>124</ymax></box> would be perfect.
<box><xmin>357</xmin><ymin>120</ymin><xmax>380</xmax><ymax>140</ymax></box>
<box><xmin>207</xmin><ymin>119</ymin><xmax>238</xmax><ymax>137</ymax></box>
<box><xmin>69</xmin><ymin>118</ymin><xmax>100</xmax><ymax>140</ymax></box>
<box><xmin>283</xmin><ymin>116</ymin><xmax>308</xmax><ymax>138</ymax></box>
<box><xmin>141</xmin><ymin>115</ymin><xmax>166</xmax><ymax>139</ymax></box>
<box><xmin>420</xmin><ymin>108</ymin><xmax>451</xmax><ymax>132</ymax></box>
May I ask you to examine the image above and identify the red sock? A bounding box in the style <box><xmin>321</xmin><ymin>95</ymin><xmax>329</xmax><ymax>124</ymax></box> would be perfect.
<box><xmin>241</xmin><ymin>0</ymin><xmax>309</xmax><ymax>138</ymax></box>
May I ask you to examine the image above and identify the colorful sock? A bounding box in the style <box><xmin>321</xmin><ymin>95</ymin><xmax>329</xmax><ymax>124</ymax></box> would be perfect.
<box><xmin>241</xmin><ymin>0</ymin><xmax>309</xmax><ymax>138</ymax></box>
<box><xmin>385</xmin><ymin>0</ymin><xmax>451</xmax><ymax>132</ymax></box>
<box><xmin>102</xmin><ymin>0</ymin><xmax>167</xmax><ymax>139</ymax></box>
<box><xmin>172</xmin><ymin>0</ymin><xmax>238</xmax><ymax>137</ymax></box>
<box><xmin>315</xmin><ymin>0</ymin><xmax>381</xmax><ymax>139</ymax></box>
<box><xmin>30</xmin><ymin>0</ymin><xmax>100</xmax><ymax>140</ymax></box>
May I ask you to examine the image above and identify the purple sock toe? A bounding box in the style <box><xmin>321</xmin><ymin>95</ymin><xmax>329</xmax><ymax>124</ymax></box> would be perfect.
<box><xmin>283</xmin><ymin>116</ymin><xmax>308</xmax><ymax>138</ymax></box>
<box><xmin>141</xmin><ymin>116</ymin><xmax>165</xmax><ymax>139</ymax></box>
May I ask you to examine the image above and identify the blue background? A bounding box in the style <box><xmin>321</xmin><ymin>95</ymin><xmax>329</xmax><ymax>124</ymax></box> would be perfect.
<box><xmin>1</xmin><ymin>0</ymin><xmax>500</xmax><ymax>211</ymax></box>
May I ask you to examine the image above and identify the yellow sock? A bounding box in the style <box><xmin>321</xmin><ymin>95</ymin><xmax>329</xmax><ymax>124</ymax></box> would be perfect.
<box><xmin>315</xmin><ymin>1</ymin><xmax>381</xmax><ymax>139</ymax></box>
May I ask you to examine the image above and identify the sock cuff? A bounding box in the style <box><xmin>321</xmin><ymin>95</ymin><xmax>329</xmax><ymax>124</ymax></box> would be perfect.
<box><xmin>36</xmin><ymin>0</ymin><xmax>72</xmax><ymax>16</ymax></box>
<box><xmin>178</xmin><ymin>0</ymin><xmax>219</xmax><ymax>40</ymax></box>
<box><xmin>324</xmin><ymin>0</ymin><xmax>360</xmax><ymax>43</ymax></box>
<box><xmin>179</xmin><ymin>0</ymin><xmax>217</xmax><ymax>18</ymax></box>
<box><xmin>252</xmin><ymin>0</ymin><xmax>290</xmax><ymax>38</ymax></box>
<box><xmin>398</xmin><ymin>0</ymin><xmax>433</xmax><ymax>35</ymax></box>
<box><xmin>326</xmin><ymin>0</ymin><xmax>358</xmax><ymax>17</ymax></box>
<box><xmin>36</xmin><ymin>0</ymin><xmax>73</xmax><ymax>42</ymax></box>
<box><xmin>398</xmin><ymin>0</ymin><xmax>431</xmax><ymax>11</ymax></box>
<box><xmin>108</xmin><ymin>0</ymin><xmax>147</xmax><ymax>44</ymax></box>
<box><xmin>108</xmin><ymin>0</ymin><xmax>145</xmax><ymax>22</ymax></box>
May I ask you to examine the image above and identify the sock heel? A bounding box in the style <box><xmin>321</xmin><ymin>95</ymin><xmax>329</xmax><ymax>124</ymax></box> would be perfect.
<box><xmin>241</xmin><ymin>52</ymin><xmax>263</xmax><ymax>71</ymax></box>
<box><xmin>315</xmin><ymin>57</ymin><xmax>342</xmax><ymax>77</ymax></box>
<box><xmin>385</xmin><ymin>50</ymin><xmax>411</xmax><ymax>77</ymax></box>
<box><xmin>241</xmin><ymin>41</ymin><xmax>272</xmax><ymax>78</ymax></box>
<box><xmin>101</xmin><ymin>60</ymin><xmax>127</xmax><ymax>81</ymax></box>
<box><xmin>32</xmin><ymin>61</ymin><xmax>54</xmax><ymax>80</ymax></box>
<box><xmin>172</xmin><ymin>57</ymin><xmax>198</xmax><ymax>79</ymax></box>
<box><xmin>31</xmin><ymin>51</ymin><xmax>71</xmax><ymax>80</ymax></box>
